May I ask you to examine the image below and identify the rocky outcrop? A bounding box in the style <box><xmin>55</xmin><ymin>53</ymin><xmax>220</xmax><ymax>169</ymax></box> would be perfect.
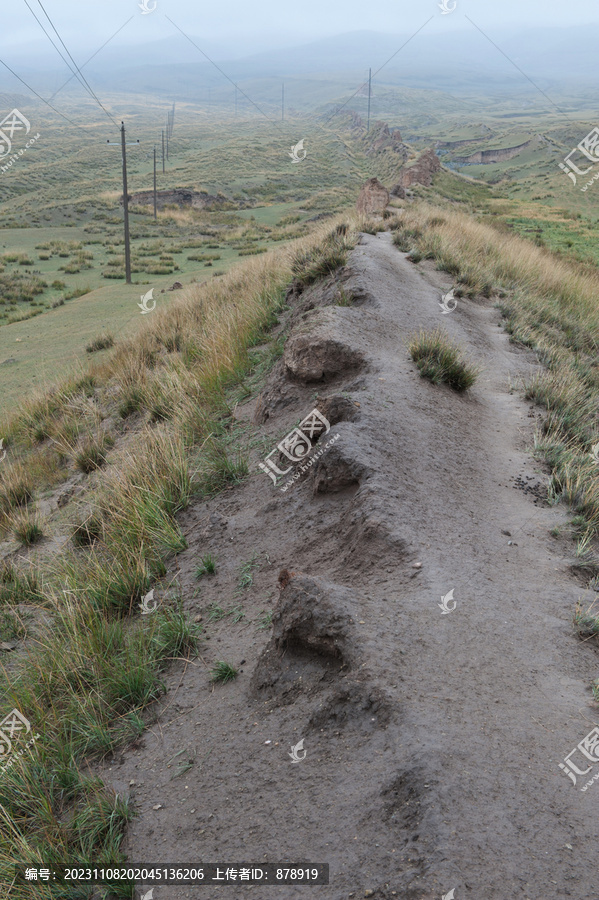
<box><xmin>366</xmin><ymin>121</ymin><xmax>405</xmax><ymax>156</ymax></box>
<box><xmin>127</xmin><ymin>189</ymin><xmax>236</xmax><ymax>210</ymax></box>
<box><xmin>356</xmin><ymin>177</ymin><xmax>390</xmax><ymax>216</ymax></box>
<box><xmin>389</xmin><ymin>183</ymin><xmax>406</xmax><ymax>199</ymax></box>
<box><xmin>399</xmin><ymin>148</ymin><xmax>441</xmax><ymax>188</ymax></box>
<box><xmin>436</xmin><ymin>125</ymin><xmax>494</xmax><ymax>149</ymax></box>
<box><xmin>453</xmin><ymin>139</ymin><xmax>534</xmax><ymax>165</ymax></box>
<box><xmin>345</xmin><ymin>111</ymin><xmax>366</xmax><ymax>134</ymax></box>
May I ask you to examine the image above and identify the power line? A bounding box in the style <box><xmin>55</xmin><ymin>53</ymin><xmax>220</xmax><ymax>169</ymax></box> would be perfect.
<box><xmin>319</xmin><ymin>16</ymin><xmax>433</xmax><ymax>126</ymax></box>
<box><xmin>49</xmin><ymin>16</ymin><xmax>134</xmax><ymax>102</ymax></box>
<box><xmin>22</xmin><ymin>0</ymin><xmax>93</xmax><ymax>103</ymax></box>
<box><xmin>165</xmin><ymin>15</ymin><xmax>282</xmax><ymax>128</ymax></box>
<box><xmin>35</xmin><ymin>0</ymin><xmax>119</xmax><ymax>127</ymax></box>
<box><xmin>0</xmin><ymin>54</ymin><xmax>97</xmax><ymax>136</ymax></box>
<box><xmin>464</xmin><ymin>16</ymin><xmax>575</xmax><ymax>121</ymax></box>
<box><xmin>22</xmin><ymin>0</ymin><xmax>119</xmax><ymax>128</ymax></box>
<box><xmin>33</xmin><ymin>0</ymin><xmax>114</xmax><ymax>116</ymax></box>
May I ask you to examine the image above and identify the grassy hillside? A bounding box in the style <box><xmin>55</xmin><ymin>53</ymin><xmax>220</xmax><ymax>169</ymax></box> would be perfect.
<box><xmin>2</xmin><ymin>88</ymin><xmax>599</xmax><ymax>417</ymax></box>
<box><xmin>0</xmin><ymin>218</ymin><xmax>360</xmax><ymax>898</ymax></box>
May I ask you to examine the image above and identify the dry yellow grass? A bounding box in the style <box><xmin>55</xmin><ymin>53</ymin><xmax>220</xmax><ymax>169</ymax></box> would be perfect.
<box><xmin>393</xmin><ymin>202</ymin><xmax>599</xmax><ymax>533</ymax></box>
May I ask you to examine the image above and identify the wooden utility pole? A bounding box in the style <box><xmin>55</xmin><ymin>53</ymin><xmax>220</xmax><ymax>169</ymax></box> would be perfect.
<box><xmin>162</xmin><ymin>129</ymin><xmax>165</xmax><ymax>173</ymax></box>
<box><xmin>367</xmin><ymin>68</ymin><xmax>372</xmax><ymax>131</ymax></box>
<box><xmin>106</xmin><ymin>122</ymin><xmax>139</xmax><ymax>285</ymax></box>
<box><xmin>166</xmin><ymin>124</ymin><xmax>169</xmax><ymax>160</ymax></box>
<box><xmin>282</xmin><ymin>82</ymin><xmax>284</xmax><ymax>121</ymax></box>
<box><xmin>235</xmin><ymin>85</ymin><xmax>237</xmax><ymax>116</ymax></box>
<box><xmin>153</xmin><ymin>145</ymin><xmax>157</xmax><ymax>220</ymax></box>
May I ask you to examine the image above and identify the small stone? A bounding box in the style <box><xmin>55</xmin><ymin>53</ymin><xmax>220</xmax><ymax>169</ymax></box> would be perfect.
<box><xmin>364</xmin><ymin>891</ymin><xmax>375</xmax><ymax>898</ymax></box>
<box><xmin>412</xmin><ymin>562</ymin><xmax>422</xmax><ymax>569</ymax></box>
<box><xmin>501</xmin><ymin>530</ymin><xmax>511</xmax><ymax>536</ymax></box>
<box><xmin>265</xmin><ymin>740</ymin><xmax>271</xmax><ymax>745</ymax></box>
<box><xmin>152</xmin><ymin>804</ymin><xmax>162</xmax><ymax>810</ymax></box>
<box><xmin>194</xmin><ymin>614</ymin><xmax>203</xmax><ymax>622</ymax></box>
<box><xmin>565</xmin><ymin>843</ymin><xmax>573</xmax><ymax>850</ymax></box>
<box><xmin>129</xmin><ymin>780</ymin><xmax>137</xmax><ymax>786</ymax></box>
<box><xmin>359</xmin><ymin>620</ymin><xmax>366</xmax><ymax>624</ymax></box>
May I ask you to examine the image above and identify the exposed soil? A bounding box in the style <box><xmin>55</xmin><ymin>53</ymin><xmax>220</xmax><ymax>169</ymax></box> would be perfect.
<box><xmin>101</xmin><ymin>232</ymin><xmax>599</xmax><ymax>900</ymax></box>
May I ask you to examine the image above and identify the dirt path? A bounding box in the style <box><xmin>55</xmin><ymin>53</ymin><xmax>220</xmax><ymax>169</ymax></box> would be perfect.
<box><xmin>104</xmin><ymin>232</ymin><xmax>599</xmax><ymax>900</ymax></box>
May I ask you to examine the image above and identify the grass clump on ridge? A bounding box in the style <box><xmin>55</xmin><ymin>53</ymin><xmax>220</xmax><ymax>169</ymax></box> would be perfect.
<box><xmin>291</xmin><ymin>222</ymin><xmax>355</xmax><ymax>286</ymax></box>
<box><xmin>409</xmin><ymin>327</ymin><xmax>479</xmax><ymax>392</ymax></box>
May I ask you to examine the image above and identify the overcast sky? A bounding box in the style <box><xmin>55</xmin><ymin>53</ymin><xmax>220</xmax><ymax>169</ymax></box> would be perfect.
<box><xmin>1</xmin><ymin>0</ymin><xmax>597</xmax><ymax>59</ymax></box>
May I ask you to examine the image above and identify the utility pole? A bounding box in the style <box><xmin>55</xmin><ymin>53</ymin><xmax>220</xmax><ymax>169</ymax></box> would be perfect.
<box><xmin>153</xmin><ymin>145</ymin><xmax>157</xmax><ymax>220</ymax></box>
<box><xmin>367</xmin><ymin>67</ymin><xmax>372</xmax><ymax>132</ymax></box>
<box><xmin>166</xmin><ymin>123</ymin><xmax>169</xmax><ymax>160</ymax></box>
<box><xmin>162</xmin><ymin>129</ymin><xmax>165</xmax><ymax>173</ymax></box>
<box><xmin>106</xmin><ymin>122</ymin><xmax>139</xmax><ymax>285</ymax></box>
<box><xmin>282</xmin><ymin>82</ymin><xmax>284</xmax><ymax>122</ymax></box>
<box><xmin>235</xmin><ymin>85</ymin><xmax>238</xmax><ymax>117</ymax></box>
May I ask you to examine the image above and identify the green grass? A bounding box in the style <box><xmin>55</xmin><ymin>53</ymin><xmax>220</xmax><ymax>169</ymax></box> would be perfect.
<box><xmin>12</xmin><ymin>511</ymin><xmax>44</xmax><ymax>546</ymax></box>
<box><xmin>237</xmin><ymin>553</ymin><xmax>260</xmax><ymax>590</ymax></box>
<box><xmin>195</xmin><ymin>554</ymin><xmax>216</xmax><ymax>577</ymax></box>
<box><xmin>86</xmin><ymin>333</ymin><xmax>115</xmax><ymax>353</ymax></box>
<box><xmin>409</xmin><ymin>327</ymin><xmax>479</xmax><ymax>392</ymax></box>
<box><xmin>74</xmin><ymin>433</ymin><xmax>115</xmax><ymax>473</ymax></box>
<box><xmin>210</xmin><ymin>660</ymin><xmax>239</xmax><ymax>683</ymax></box>
<box><xmin>291</xmin><ymin>223</ymin><xmax>355</xmax><ymax>286</ymax></box>
<box><xmin>0</xmin><ymin>560</ymin><xmax>42</xmax><ymax>604</ymax></box>
<box><xmin>257</xmin><ymin>611</ymin><xmax>273</xmax><ymax>630</ymax></box>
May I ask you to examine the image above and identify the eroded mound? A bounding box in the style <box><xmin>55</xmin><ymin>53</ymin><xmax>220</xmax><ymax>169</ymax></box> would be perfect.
<box><xmin>250</xmin><ymin>572</ymin><xmax>361</xmax><ymax>701</ymax></box>
<box><xmin>284</xmin><ymin>307</ymin><xmax>367</xmax><ymax>384</ymax></box>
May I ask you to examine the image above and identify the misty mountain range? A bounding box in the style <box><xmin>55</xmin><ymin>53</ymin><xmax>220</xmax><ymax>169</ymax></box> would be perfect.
<box><xmin>1</xmin><ymin>25</ymin><xmax>597</xmax><ymax>104</ymax></box>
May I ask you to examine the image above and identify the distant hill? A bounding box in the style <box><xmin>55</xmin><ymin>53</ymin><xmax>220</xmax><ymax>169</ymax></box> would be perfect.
<box><xmin>3</xmin><ymin>25</ymin><xmax>599</xmax><ymax>101</ymax></box>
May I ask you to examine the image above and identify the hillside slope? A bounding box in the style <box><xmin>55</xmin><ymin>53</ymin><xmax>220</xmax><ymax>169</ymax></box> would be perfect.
<box><xmin>104</xmin><ymin>231</ymin><xmax>599</xmax><ymax>899</ymax></box>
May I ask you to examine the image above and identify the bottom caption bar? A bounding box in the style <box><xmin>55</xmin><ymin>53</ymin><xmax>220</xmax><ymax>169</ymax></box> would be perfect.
<box><xmin>16</xmin><ymin>864</ymin><xmax>329</xmax><ymax>885</ymax></box>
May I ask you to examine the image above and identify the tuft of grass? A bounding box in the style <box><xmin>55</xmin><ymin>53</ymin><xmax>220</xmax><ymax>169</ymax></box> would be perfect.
<box><xmin>409</xmin><ymin>328</ymin><xmax>479</xmax><ymax>392</ymax></box>
<box><xmin>257</xmin><ymin>611</ymin><xmax>273</xmax><ymax>630</ymax></box>
<box><xmin>291</xmin><ymin>222</ymin><xmax>356</xmax><ymax>286</ymax></box>
<box><xmin>0</xmin><ymin>464</ymin><xmax>34</xmax><ymax>516</ymax></box>
<box><xmin>71</xmin><ymin>512</ymin><xmax>104</xmax><ymax>547</ymax></box>
<box><xmin>574</xmin><ymin>599</ymin><xmax>599</xmax><ymax>638</ymax></box>
<box><xmin>0</xmin><ymin>560</ymin><xmax>42</xmax><ymax>603</ymax></box>
<box><xmin>335</xmin><ymin>286</ymin><xmax>355</xmax><ymax>306</ymax></box>
<box><xmin>12</xmin><ymin>511</ymin><xmax>44</xmax><ymax>546</ymax></box>
<box><xmin>237</xmin><ymin>553</ymin><xmax>260</xmax><ymax>590</ymax></box>
<box><xmin>75</xmin><ymin>432</ymin><xmax>115</xmax><ymax>474</ymax></box>
<box><xmin>195</xmin><ymin>554</ymin><xmax>216</xmax><ymax>577</ymax></box>
<box><xmin>194</xmin><ymin>437</ymin><xmax>248</xmax><ymax>496</ymax></box>
<box><xmin>86</xmin><ymin>333</ymin><xmax>114</xmax><ymax>354</ymax></box>
<box><xmin>210</xmin><ymin>660</ymin><xmax>238</xmax><ymax>683</ymax></box>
